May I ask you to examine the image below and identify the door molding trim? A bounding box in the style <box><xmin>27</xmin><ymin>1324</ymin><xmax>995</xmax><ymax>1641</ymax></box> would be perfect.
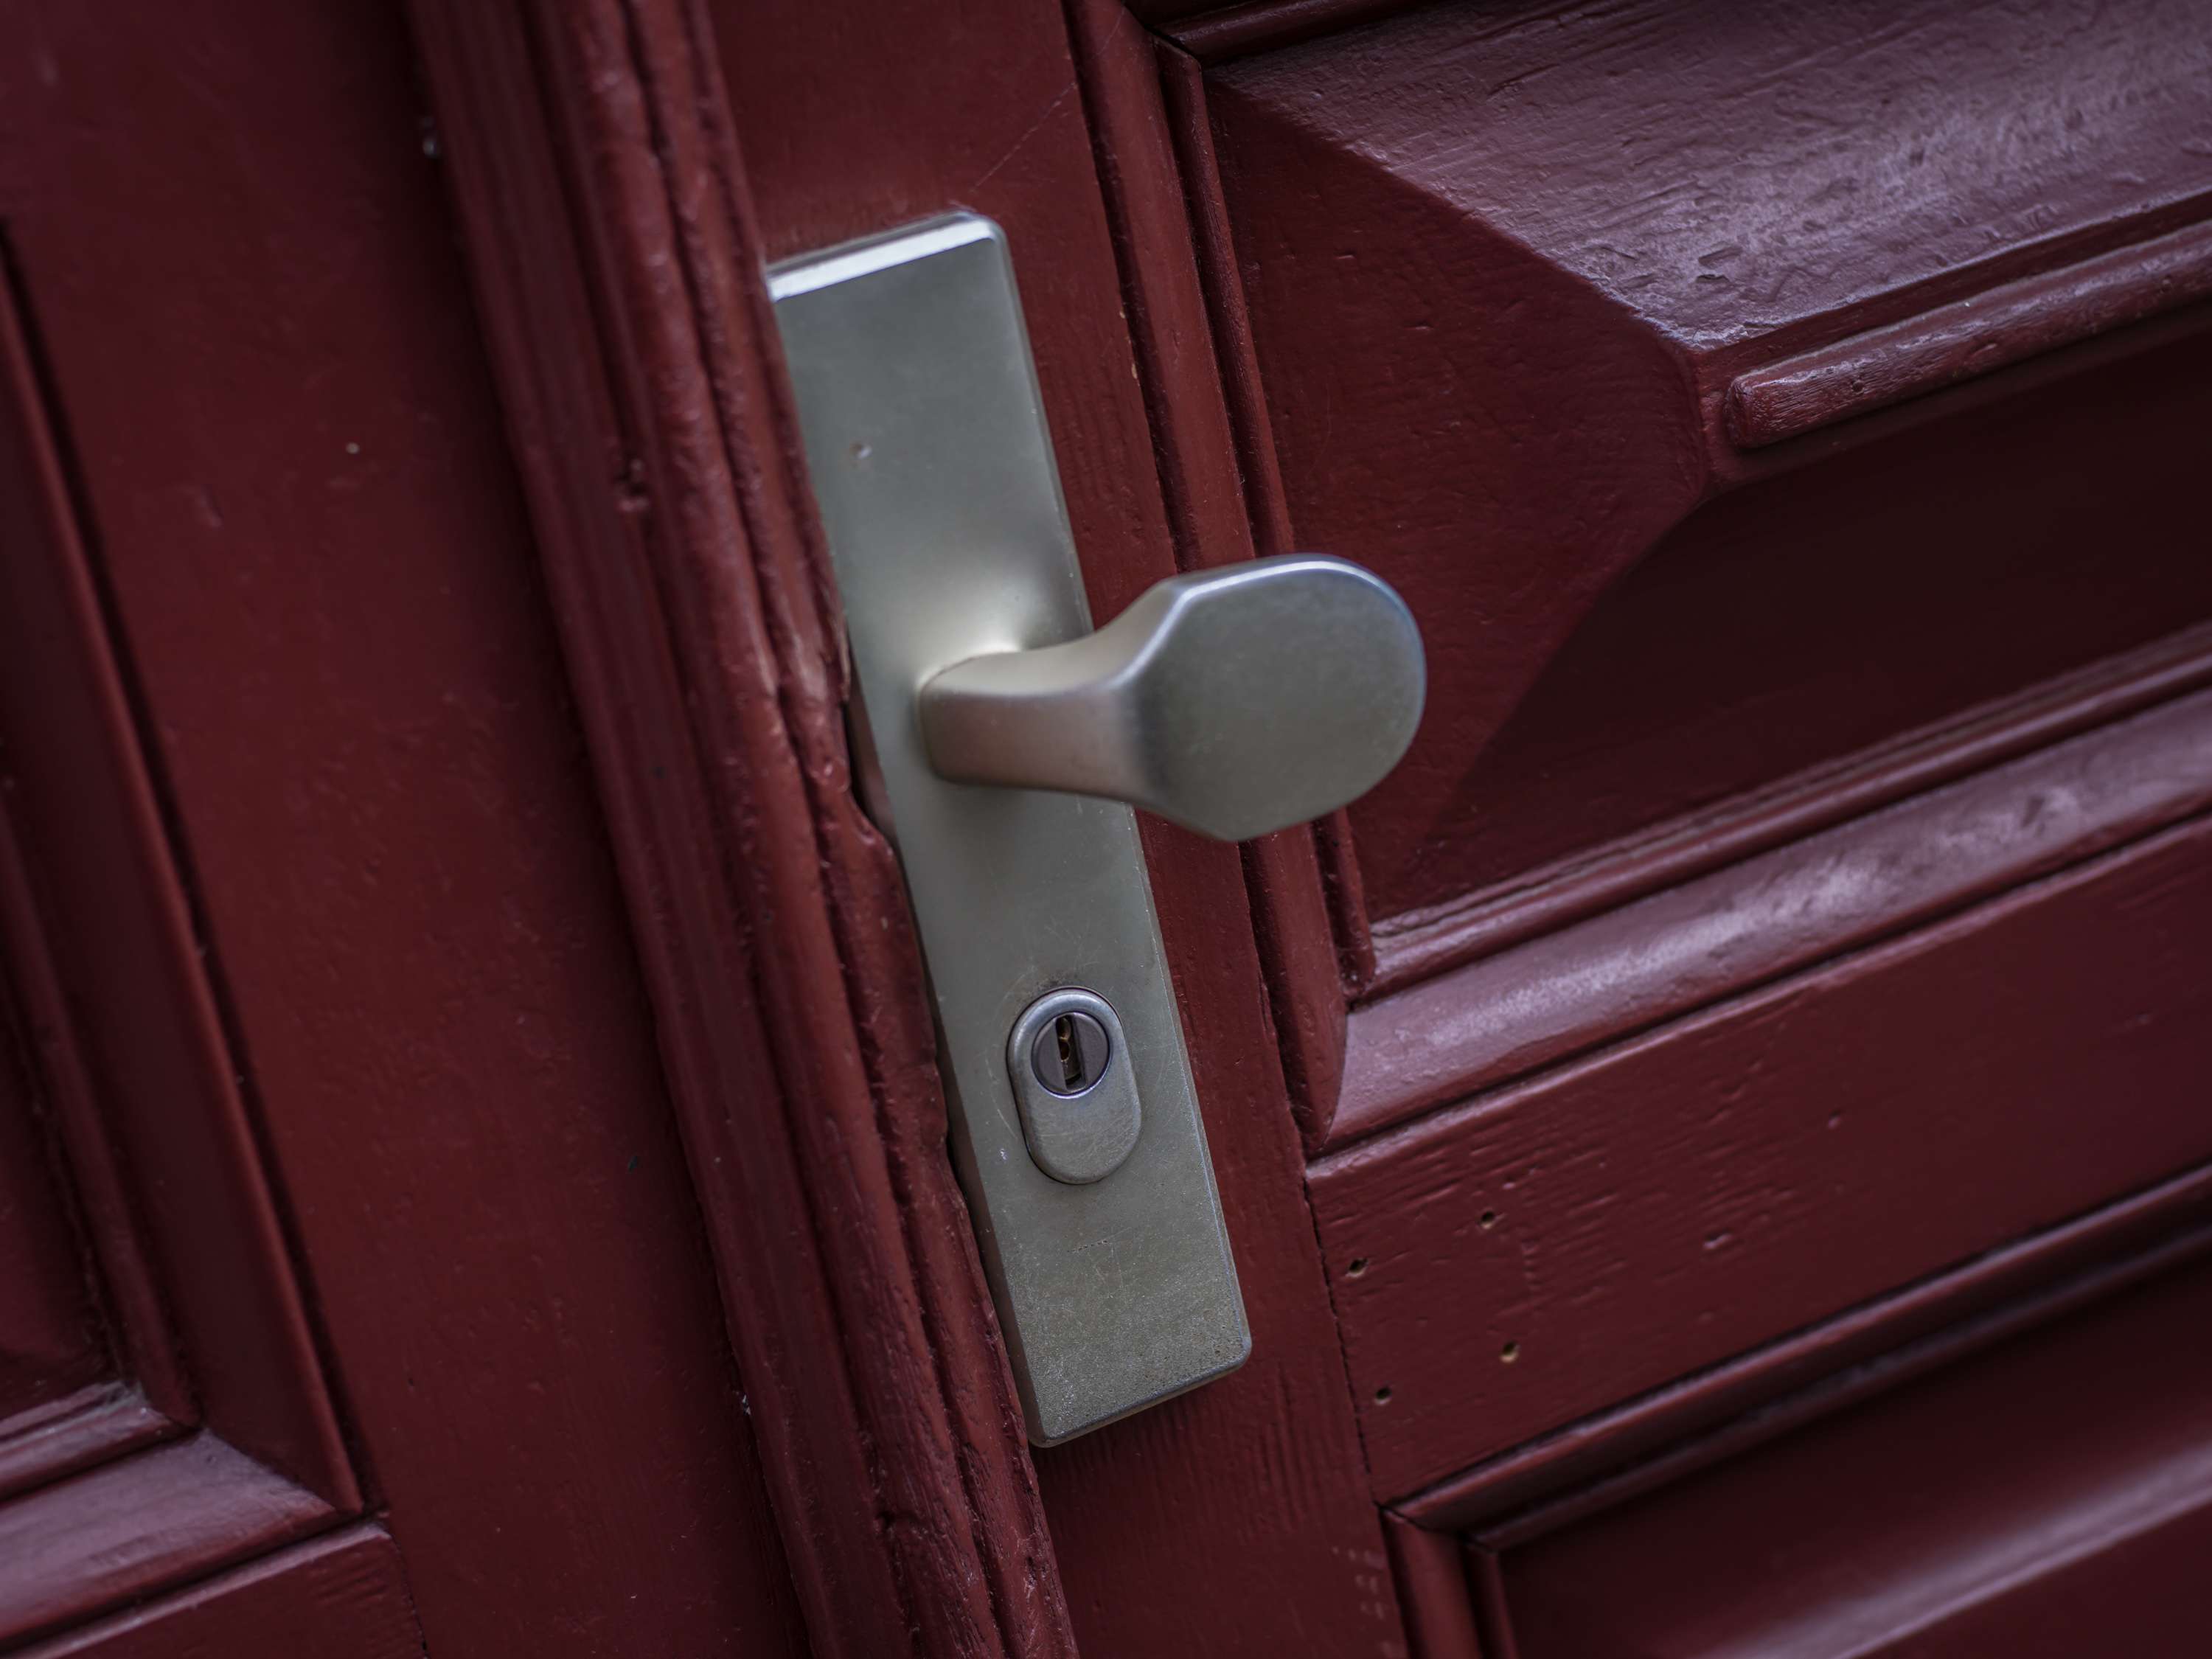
<box><xmin>406</xmin><ymin>5</ymin><xmax>1076</xmax><ymax>1655</ymax></box>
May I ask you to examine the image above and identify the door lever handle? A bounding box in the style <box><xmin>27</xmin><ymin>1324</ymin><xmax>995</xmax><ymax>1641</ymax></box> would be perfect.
<box><xmin>917</xmin><ymin>553</ymin><xmax>1425</xmax><ymax>841</ymax></box>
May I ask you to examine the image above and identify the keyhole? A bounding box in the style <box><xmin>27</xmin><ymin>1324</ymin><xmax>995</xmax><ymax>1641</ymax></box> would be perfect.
<box><xmin>1054</xmin><ymin>1015</ymin><xmax>1082</xmax><ymax>1089</ymax></box>
<box><xmin>1030</xmin><ymin>1009</ymin><xmax>1110</xmax><ymax>1097</ymax></box>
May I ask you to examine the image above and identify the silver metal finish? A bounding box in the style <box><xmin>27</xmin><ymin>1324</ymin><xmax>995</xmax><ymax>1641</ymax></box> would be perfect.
<box><xmin>921</xmin><ymin>554</ymin><xmax>1426</xmax><ymax>841</ymax></box>
<box><xmin>769</xmin><ymin>214</ymin><xmax>1249</xmax><ymax>1444</ymax></box>
<box><xmin>1007</xmin><ymin>989</ymin><xmax>1141</xmax><ymax>1184</ymax></box>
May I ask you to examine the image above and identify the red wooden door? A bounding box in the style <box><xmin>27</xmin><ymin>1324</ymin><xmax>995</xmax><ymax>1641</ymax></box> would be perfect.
<box><xmin>619</xmin><ymin>0</ymin><xmax>2210</xmax><ymax>1651</ymax></box>
<box><xmin>8</xmin><ymin>1</ymin><xmax>2209</xmax><ymax>1656</ymax></box>
<box><xmin>0</xmin><ymin>4</ymin><xmax>808</xmax><ymax>1654</ymax></box>
<box><xmin>1046</xmin><ymin>2</ymin><xmax>2212</xmax><ymax>1651</ymax></box>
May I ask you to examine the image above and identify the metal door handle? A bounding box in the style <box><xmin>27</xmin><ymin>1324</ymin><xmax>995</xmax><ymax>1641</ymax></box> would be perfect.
<box><xmin>772</xmin><ymin>212</ymin><xmax>1427</xmax><ymax>1443</ymax></box>
<box><xmin>919</xmin><ymin>554</ymin><xmax>1425</xmax><ymax>841</ymax></box>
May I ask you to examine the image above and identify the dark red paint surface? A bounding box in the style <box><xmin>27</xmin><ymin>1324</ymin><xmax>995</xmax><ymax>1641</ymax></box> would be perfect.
<box><xmin>1208</xmin><ymin>0</ymin><xmax>2212</xmax><ymax>924</ymax></box>
<box><xmin>1</xmin><ymin>0</ymin><xmax>2208</xmax><ymax>1652</ymax></box>
<box><xmin>0</xmin><ymin>0</ymin><xmax>807</xmax><ymax>1651</ymax></box>
<box><xmin>0</xmin><ymin>1008</ymin><xmax>105</xmax><ymax>1425</ymax></box>
<box><xmin>1500</xmin><ymin>1254</ymin><xmax>2212</xmax><ymax>1656</ymax></box>
<box><xmin>1178</xmin><ymin>0</ymin><xmax>2212</xmax><ymax>1644</ymax></box>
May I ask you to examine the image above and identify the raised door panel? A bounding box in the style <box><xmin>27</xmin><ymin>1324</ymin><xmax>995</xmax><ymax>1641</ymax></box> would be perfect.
<box><xmin>1199</xmin><ymin>0</ymin><xmax>2212</xmax><ymax>943</ymax></box>
<box><xmin>1317</xmin><ymin>796</ymin><xmax>2212</xmax><ymax>1496</ymax></box>
<box><xmin>0</xmin><ymin>1</ymin><xmax>811</xmax><ymax>1652</ymax></box>
<box><xmin>1491</xmin><ymin>1250</ymin><xmax>2212</xmax><ymax>1657</ymax></box>
<box><xmin>0</xmin><ymin>182</ymin><xmax>367</xmax><ymax>1649</ymax></box>
<box><xmin>1145</xmin><ymin>0</ymin><xmax>2212</xmax><ymax>1596</ymax></box>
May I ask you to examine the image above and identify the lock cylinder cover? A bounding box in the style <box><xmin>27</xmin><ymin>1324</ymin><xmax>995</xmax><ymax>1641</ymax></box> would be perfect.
<box><xmin>1006</xmin><ymin>988</ymin><xmax>1141</xmax><ymax>1183</ymax></box>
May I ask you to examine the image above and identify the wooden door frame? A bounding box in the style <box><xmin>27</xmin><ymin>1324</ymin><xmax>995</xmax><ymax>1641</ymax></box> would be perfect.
<box><xmin>407</xmin><ymin>1</ymin><xmax>1405</xmax><ymax>1653</ymax></box>
<box><xmin>408</xmin><ymin>4</ymin><xmax>1077</xmax><ymax>1655</ymax></box>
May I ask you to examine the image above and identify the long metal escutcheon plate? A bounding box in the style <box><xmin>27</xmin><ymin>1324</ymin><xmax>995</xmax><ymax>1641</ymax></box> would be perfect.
<box><xmin>770</xmin><ymin>216</ymin><xmax>1249</xmax><ymax>1444</ymax></box>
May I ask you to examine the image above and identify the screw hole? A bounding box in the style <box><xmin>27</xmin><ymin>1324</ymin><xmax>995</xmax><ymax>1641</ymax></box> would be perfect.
<box><xmin>1500</xmin><ymin>1340</ymin><xmax>1520</xmax><ymax>1364</ymax></box>
<box><xmin>1374</xmin><ymin>1385</ymin><xmax>1393</xmax><ymax>1404</ymax></box>
<box><xmin>1478</xmin><ymin>1208</ymin><xmax>1498</xmax><ymax>1229</ymax></box>
<box><xmin>1346</xmin><ymin>1257</ymin><xmax>1369</xmax><ymax>1278</ymax></box>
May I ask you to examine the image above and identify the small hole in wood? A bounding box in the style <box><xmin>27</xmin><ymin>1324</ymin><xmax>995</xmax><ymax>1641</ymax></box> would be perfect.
<box><xmin>1346</xmin><ymin>1257</ymin><xmax>1369</xmax><ymax>1278</ymax></box>
<box><xmin>1374</xmin><ymin>1385</ymin><xmax>1393</xmax><ymax>1404</ymax></box>
<box><xmin>1478</xmin><ymin>1208</ymin><xmax>1498</xmax><ymax>1229</ymax></box>
<box><xmin>1500</xmin><ymin>1341</ymin><xmax>1520</xmax><ymax>1364</ymax></box>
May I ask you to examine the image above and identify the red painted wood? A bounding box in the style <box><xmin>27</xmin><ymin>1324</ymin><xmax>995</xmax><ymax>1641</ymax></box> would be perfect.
<box><xmin>1204</xmin><ymin>0</ymin><xmax>2212</xmax><ymax>926</ymax></box>
<box><xmin>413</xmin><ymin>1</ymin><xmax>1072</xmax><ymax>1652</ymax></box>
<box><xmin>1160</xmin><ymin>0</ymin><xmax>1422</xmax><ymax>63</ymax></box>
<box><xmin>15</xmin><ymin>1529</ymin><xmax>421</xmax><ymax>1659</ymax></box>
<box><xmin>1385</xmin><ymin>1512</ymin><xmax>1487</xmax><ymax>1659</ymax></box>
<box><xmin>0</xmin><ymin>0</ymin><xmax>811</xmax><ymax>1651</ymax></box>
<box><xmin>0</xmin><ymin>1436</ymin><xmax>330</xmax><ymax>1647</ymax></box>
<box><xmin>1404</xmin><ymin>1163</ymin><xmax>2212</xmax><ymax>1537</ymax></box>
<box><xmin>703</xmin><ymin>1</ymin><xmax>1409</xmax><ymax>1653</ymax></box>
<box><xmin>0</xmin><ymin>260</ymin><xmax>345</xmax><ymax>1495</ymax></box>
<box><xmin>1338</xmin><ymin>686</ymin><xmax>2212</xmax><ymax>1147</ymax></box>
<box><xmin>1062</xmin><ymin>0</ymin><xmax>1354</xmax><ymax>1144</ymax></box>
<box><xmin>0</xmin><ymin>1390</ymin><xmax>173</xmax><ymax>1508</ymax></box>
<box><xmin>0</xmin><ymin>810</ymin><xmax>187</xmax><ymax>1444</ymax></box>
<box><xmin>7</xmin><ymin>0</ymin><xmax>2200</xmax><ymax>1648</ymax></box>
<box><xmin>0</xmin><ymin>987</ymin><xmax>106</xmax><ymax>1425</ymax></box>
<box><xmin>1496</xmin><ymin>1254</ymin><xmax>2212</xmax><ymax>1657</ymax></box>
<box><xmin>1729</xmin><ymin>218</ymin><xmax>2212</xmax><ymax>446</ymax></box>
<box><xmin>1317</xmin><ymin>810</ymin><xmax>2212</xmax><ymax>1497</ymax></box>
<box><xmin>1366</xmin><ymin>621</ymin><xmax>2212</xmax><ymax>998</ymax></box>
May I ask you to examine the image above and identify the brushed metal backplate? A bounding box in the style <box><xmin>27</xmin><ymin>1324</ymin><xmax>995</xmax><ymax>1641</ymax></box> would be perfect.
<box><xmin>768</xmin><ymin>215</ymin><xmax>1249</xmax><ymax>1444</ymax></box>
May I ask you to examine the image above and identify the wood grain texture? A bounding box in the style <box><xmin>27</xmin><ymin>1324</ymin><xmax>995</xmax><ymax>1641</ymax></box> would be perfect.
<box><xmin>1402</xmin><ymin>1161</ymin><xmax>2212</xmax><ymax>1537</ymax></box>
<box><xmin>1497</xmin><ymin>1254</ymin><xmax>2212</xmax><ymax>1658</ymax></box>
<box><xmin>1217</xmin><ymin>0</ymin><xmax>2212</xmax><ymax>373</ymax></box>
<box><xmin>1316</xmin><ymin>810</ymin><xmax>2212</xmax><ymax>1498</ymax></box>
<box><xmin>15</xmin><ymin>1528</ymin><xmax>420</xmax><ymax>1659</ymax></box>
<box><xmin>412</xmin><ymin>1</ymin><xmax>1071</xmax><ymax>1654</ymax></box>
<box><xmin>0</xmin><ymin>1</ymin><xmax>810</xmax><ymax>1650</ymax></box>
<box><xmin>706</xmin><ymin>0</ymin><xmax>1409</xmax><ymax>1649</ymax></box>
<box><xmin>1203</xmin><ymin>0</ymin><xmax>2212</xmax><ymax>927</ymax></box>
<box><xmin>0</xmin><ymin>1436</ymin><xmax>330</xmax><ymax>1647</ymax></box>
<box><xmin>1729</xmin><ymin>218</ymin><xmax>2212</xmax><ymax>446</ymax></box>
<box><xmin>1337</xmin><ymin>685</ymin><xmax>2212</xmax><ymax>1147</ymax></box>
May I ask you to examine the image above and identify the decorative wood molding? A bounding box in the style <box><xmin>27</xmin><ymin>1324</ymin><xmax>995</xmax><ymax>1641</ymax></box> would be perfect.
<box><xmin>1375</xmin><ymin>1174</ymin><xmax>2212</xmax><ymax>1644</ymax></box>
<box><xmin>407</xmin><ymin>4</ymin><xmax>1074</xmax><ymax>1655</ymax></box>
<box><xmin>1728</xmin><ymin>218</ymin><xmax>2212</xmax><ymax>448</ymax></box>
<box><xmin>1380</xmin><ymin>1511</ymin><xmax>1484</xmax><ymax>1659</ymax></box>
<box><xmin>1363</xmin><ymin>622</ymin><xmax>2212</xmax><ymax>1001</ymax></box>
<box><xmin>1048</xmin><ymin>5</ymin><xmax>1364</xmax><ymax>1150</ymax></box>
<box><xmin>1145</xmin><ymin>0</ymin><xmax>1419</xmax><ymax>63</ymax></box>
<box><xmin>0</xmin><ymin>1391</ymin><xmax>172</xmax><ymax>1508</ymax></box>
<box><xmin>1399</xmin><ymin>1161</ymin><xmax>2212</xmax><ymax>1533</ymax></box>
<box><xmin>1318</xmin><ymin>807</ymin><xmax>2212</xmax><ymax>1497</ymax></box>
<box><xmin>1337</xmin><ymin>672</ymin><xmax>2212</xmax><ymax>1149</ymax></box>
<box><xmin>0</xmin><ymin>252</ymin><xmax>355</xmax><ymax>1511</ymax></box>
<box><xmin>1192</xmin><ymin>0</ymin><xmax>2212</xmax><ymax>945</ymax></box>
<box><xmin>0</xmin><ymin>1436</ymin><xmax>336</xmax><ymax>1647</ymax></box>
<box><xmin>1464</xmin><ymin>1248</ymin><xmax>2212</xmax><ymax>1652</ymax></box>
<box><xmin>15</xmin><ymin>1528</ymin><xmax>421</xmax><ymax>1659</ymax></box>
